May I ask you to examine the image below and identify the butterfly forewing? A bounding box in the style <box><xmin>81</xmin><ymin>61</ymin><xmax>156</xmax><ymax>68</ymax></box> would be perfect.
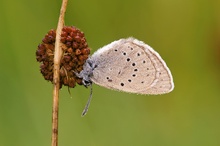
<box><xmin>90</xmin><ymin>38</ymin><xmax>174</xmax><ymax>94</ymax></box>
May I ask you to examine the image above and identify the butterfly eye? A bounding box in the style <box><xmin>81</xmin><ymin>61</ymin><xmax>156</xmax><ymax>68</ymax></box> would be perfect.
<box><xmin>83</xmin><ymin>80</ymin><xmax>92</xmax><ymax>87</ymax></box>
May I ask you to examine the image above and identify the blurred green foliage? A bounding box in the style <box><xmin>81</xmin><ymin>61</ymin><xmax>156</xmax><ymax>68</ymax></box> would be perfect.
<box><xmin>0</xmin><ymin>0</ymin><xmax>220</xmax><ymax>146</ymax></box>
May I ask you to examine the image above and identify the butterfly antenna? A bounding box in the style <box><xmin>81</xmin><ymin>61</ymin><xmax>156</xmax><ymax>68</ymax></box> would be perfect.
<box><xmin>81</xmin><ymin>84</ymin><xmax>93</xmax><ymax>117</ymax></box>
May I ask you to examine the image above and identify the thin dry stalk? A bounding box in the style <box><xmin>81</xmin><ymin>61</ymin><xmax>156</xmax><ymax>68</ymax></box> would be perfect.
<box><xmin>52</xmin><ymin>0</ymin><xmax>68</xmax><ymax>146</ymax></box>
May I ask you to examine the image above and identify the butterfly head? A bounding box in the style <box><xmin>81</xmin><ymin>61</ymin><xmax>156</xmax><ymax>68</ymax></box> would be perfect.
<box><xmin>76</xmin><ymin>58</ymin><xmax>97</xmax><ymax>87</ymax></box>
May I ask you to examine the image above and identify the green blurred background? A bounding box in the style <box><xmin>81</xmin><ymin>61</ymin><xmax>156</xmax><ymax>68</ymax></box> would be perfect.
<box><xmin>1</xmin><ymin>0</ymin><xmax>220</xmax><ymax>145</ymax></box>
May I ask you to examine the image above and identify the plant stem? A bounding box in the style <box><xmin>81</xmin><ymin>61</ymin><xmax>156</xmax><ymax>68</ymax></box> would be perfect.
<box><xmin>52</xmin><ymin>0</ymin><xmax>68</xmax><ymax>146</ymax></box>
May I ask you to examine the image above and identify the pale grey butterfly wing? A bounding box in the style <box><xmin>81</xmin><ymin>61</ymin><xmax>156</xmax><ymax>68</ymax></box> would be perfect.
<box><xmin>89</xmin><ymin>37</ymin><xmax>174</xmax><ymax>94</ymax></box>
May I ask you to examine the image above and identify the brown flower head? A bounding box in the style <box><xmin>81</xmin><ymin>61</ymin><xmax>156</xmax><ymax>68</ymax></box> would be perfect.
<box><xmin>36</xmin><ymin>26</ymin><xmax>90</xmax><ymax>88</ymax></box>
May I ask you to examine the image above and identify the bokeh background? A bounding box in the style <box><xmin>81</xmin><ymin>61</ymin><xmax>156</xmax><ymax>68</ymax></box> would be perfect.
<box><xmin>1</xmin><ymin>0</ymin><xmax>220</xmax><ymax>146</ymax></box>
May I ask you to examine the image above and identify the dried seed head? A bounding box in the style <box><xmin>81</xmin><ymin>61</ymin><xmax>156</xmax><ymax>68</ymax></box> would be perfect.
<box><xmin>36</xmin><ymin>26</ymin><xmax>91</xmax><ymax>88</ymax></box>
